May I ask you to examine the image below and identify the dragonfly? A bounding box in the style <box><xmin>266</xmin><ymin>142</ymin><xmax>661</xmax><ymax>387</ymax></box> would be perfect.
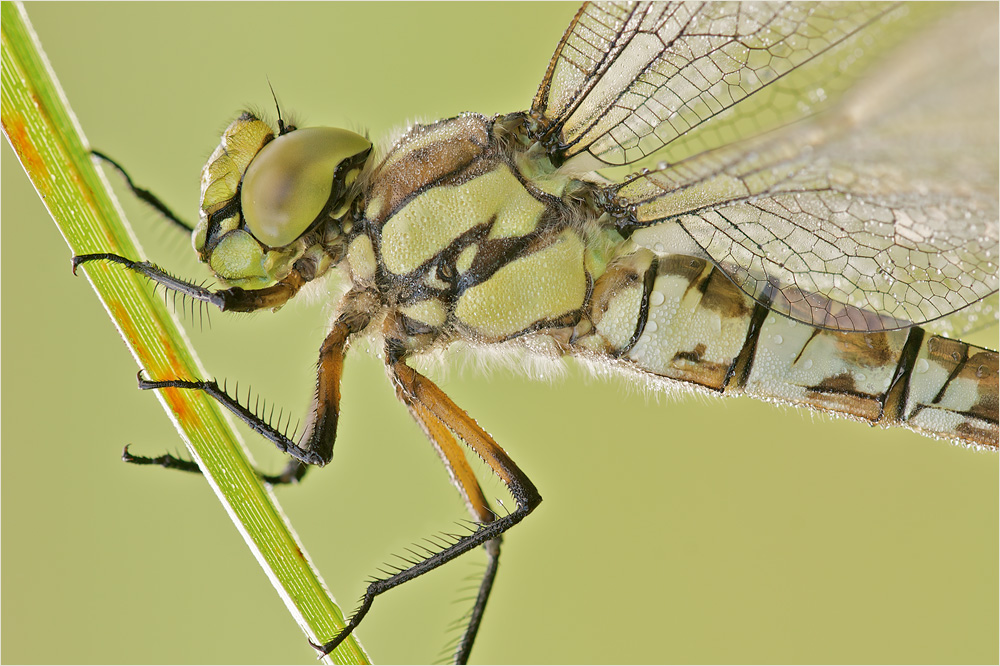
<box><xmin>68</xmin><ymin>2</ymin><xmax>998</xmax><ymax>663</ymax></box>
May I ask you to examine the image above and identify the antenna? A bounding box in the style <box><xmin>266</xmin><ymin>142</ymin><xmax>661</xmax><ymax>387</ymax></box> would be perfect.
<box><xmin>267</xmin><ymin>78</ymin><xmax>287</xmax><ymax>134</ymax></box>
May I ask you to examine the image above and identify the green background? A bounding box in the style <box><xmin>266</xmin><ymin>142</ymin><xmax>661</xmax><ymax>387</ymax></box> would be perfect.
<box><xmin>3</xmin><ymin>3</ymin><xmax>997</xmax><ymax>664</ymax></box>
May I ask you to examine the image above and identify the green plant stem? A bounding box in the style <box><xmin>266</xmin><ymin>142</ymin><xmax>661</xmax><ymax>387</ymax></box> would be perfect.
<box><xmin>0</xmin><ymin>4</ymin><xmax>367</xmax><ymax>663</ymax></box>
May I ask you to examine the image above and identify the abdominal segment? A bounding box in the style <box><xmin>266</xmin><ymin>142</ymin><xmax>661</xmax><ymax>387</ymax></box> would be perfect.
<box><xmin>575</xmin><ymin>252</ymin><xmax>999</xmax><ymax>449</ymax></box>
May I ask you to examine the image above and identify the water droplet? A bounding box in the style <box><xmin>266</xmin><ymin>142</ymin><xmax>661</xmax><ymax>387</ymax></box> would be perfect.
<box><xmin>646</xmin><ymin>320</ymin><xmax>658</xmax><ymax>333</ymax></box>
<box><xmin>773</xmin><ymin>334</ymin><xmax>783</xmax><ymax>344</ymax></box>
<box><xmin>650</xmin><ymin>291</ymin><xmax>665</xmax><ymax>306</ymax></box>
<box><xmin>914</xmin><ymin>358</ymin><xmax>929</xmax><ymax>374</ymax></box>
<box><xmin>801</xmin><ymin>359</ymin><xmax>813</xmax><ymax>370</ymax></box>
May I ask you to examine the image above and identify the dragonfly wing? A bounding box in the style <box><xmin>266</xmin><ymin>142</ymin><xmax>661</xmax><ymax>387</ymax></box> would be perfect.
<box><xmin>608</xmin><ymin>4</ymin><xmax>999</xmax><ymax>332</ymax></box>
<box><xmin>531</xmin><ymin>2</ymin><xmax>902</xmax><ymax>168</ymax></box>
<box><xmin>921</xmin><ymin>294</ymin><xmax>999</xmax><ymax>340</ymax></box>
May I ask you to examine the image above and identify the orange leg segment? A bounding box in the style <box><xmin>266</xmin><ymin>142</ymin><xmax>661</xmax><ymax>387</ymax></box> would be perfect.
<box><xmin>315</xmin><ymin>329</ymin><xmax>542</xmax><ymax>664</ymax></box>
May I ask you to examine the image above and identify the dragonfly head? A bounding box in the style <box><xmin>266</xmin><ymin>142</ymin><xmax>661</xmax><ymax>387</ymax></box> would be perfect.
<box><xmin>193</xmin><ymin>112</ymin><xmax>372</xmax><ymax>288</ymax></box>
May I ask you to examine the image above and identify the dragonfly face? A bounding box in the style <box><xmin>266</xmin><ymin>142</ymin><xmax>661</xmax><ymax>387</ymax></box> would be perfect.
<box><xmin>194</xmin><ymin>114</ymin><xmax>371</xmax><ymax>289</ymax></box>
<box><xmin>15</xmin><ymin>1</ymin><xmax>992</xmax><ymax>664</ymax></box>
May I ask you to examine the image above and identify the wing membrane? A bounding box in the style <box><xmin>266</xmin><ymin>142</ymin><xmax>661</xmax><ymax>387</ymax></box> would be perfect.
<box><xmin>614</xmin><ymin>4</ymin><xmax>999</xmax><ymax>331</ymax></box>
<box><xmin>532</xmin><ymin>2</ymin><xmax>902</xmax><ymax>167</ymax></box>
<box><xmin>923</xmin><ymin>294</ymin><xmax>999</xmax><ymax>340</ymax></box>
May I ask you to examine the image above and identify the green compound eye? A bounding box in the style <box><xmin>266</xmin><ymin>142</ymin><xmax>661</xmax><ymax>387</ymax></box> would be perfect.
<box><xmin>241</xmin><ymin>127</ymin><xmax>372</xmax><ymax>247</ymax></box>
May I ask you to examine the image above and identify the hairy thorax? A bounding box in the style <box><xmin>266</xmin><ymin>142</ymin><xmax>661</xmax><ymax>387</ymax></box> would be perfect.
<box><xmin>346</xmin><ymin>113</ymin><xmax>614</xmax><ymax>353</ymax></box>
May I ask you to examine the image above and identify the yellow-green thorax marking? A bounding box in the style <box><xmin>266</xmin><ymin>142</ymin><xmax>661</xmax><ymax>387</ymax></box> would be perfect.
<box><xmin>349</xmin><ymin>113</ymin><xmax>608</xmax><ymax>348</ymax></box>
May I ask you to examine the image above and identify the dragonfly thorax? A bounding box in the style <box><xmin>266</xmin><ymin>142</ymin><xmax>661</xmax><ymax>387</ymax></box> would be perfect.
<box><xmin>350</xmin><ymin>112</ymin><xmax>624</xmax><ymax>349</ymax></box>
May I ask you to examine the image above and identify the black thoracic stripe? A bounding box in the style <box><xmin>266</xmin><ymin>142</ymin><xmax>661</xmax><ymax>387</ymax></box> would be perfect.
<box><xmin>881</xmin><ymin>325</ymin><xmax>925</xmax><ymax>424</ymax></box>
<box><xmin>615</xmin><ymin>256</ymin><xmax>659</xmax><ymax>358</ymax></box>
<box><xmin>377</xmin><ymin>154</ymin><xmax>498</xmax><ymax>229</ymax></box>
<box><xmin>456</xmin><ymin>217</ymin><xmax>571</xmax><ymax>294</ymax></box>
<box><xmin>460</xmin><ymin>235</ymin><xmax>537</xmax><ymax>289</ymax></box>
<box><xmin>497</xmin><ymin>310</ymin><xmax>582</xmax><ymax>343</ymax></box>
<box><xmin>373</xmin><ymin>120</ymin><xmax>497</xmax><ymax>229</ymax></box>
<box><xmin>437</xmin><ymin>221</ymin><xmax>494</xmax><ymax>280</ymax></box>
<box><xmin>724</xmin><ymin>300</ymin><xmax>770</xmax><ymax>392</ymax></box>
<box><xmin>380</xmin><ymin>221</ymin><xmax>494</xmax><ymax>305</ymax></box>
<box><xmin>387</xmin><ymin>215</ymin><xmax>569</xmax><ymax>307</ymax></box>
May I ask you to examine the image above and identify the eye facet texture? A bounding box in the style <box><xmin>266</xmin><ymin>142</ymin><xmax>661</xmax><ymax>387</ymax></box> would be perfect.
<box><xmin>241</xmin><ymin>127</ymin><xmax>371</xmax><ymax>247</ymax></box>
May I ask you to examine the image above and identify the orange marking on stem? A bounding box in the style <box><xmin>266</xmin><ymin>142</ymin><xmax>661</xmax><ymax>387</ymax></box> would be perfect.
<box><xmin>162</xmin><ymin>388</ymin><xmax>203</xmax><ymax>431</ymax></box>
<box><xmin>157</xmin><ymin>330</ymin><xmax>187</xmax><ymax>376</ymax></box>
<box><xmin>108</xmin><ymin>301</ymin><xmax>203</xmax><ymax>430</ymax></box>
<box><xmin>3</xmin><ymin>116</ymin><xmax>52</xmax><ymax>196</ymax></box>
<box><xmin>108</xmin><ymin>300</ymin><xmax>140</xmax><ymax>347</ymax></box>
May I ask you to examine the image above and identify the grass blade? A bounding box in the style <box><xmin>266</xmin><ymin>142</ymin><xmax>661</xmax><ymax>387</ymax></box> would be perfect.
<box><xmin>0</xmin><ymin>3</ymin><xmax>367</xmax><ymax>663</ymax></box>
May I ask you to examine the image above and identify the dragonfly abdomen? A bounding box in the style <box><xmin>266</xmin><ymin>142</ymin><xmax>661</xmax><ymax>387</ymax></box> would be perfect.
<box><xmin>576</xmin><ymin>252</ymin><xmax>999</xmax><ymax>449</ymax></box>
<box><xmin>743</xmin><ymin>309</ymin><xmax>998</xmax><ymax>449</ymax></box>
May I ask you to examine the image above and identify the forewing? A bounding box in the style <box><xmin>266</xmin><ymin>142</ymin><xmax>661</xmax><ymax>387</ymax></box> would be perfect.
<box><xmin>614</xmin><ymin>4</ymin><xmax>999</xmax><ymax>332</ymax></box>
<box><xmin>532</xmin><ymin>2</ymin><xmax>900</xmax><ymax>167</ymax></box>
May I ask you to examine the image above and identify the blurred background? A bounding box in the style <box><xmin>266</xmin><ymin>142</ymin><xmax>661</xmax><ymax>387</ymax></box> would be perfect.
<box><xmin>3</xmin><ymin>3</ymin><xmax>997</xmax><ymax>664</ymax></box>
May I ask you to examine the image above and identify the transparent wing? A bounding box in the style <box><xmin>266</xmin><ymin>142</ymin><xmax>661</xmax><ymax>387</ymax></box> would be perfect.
<box><xmin>611</xmin><ymin>4</ymin><xmax>999</xmax><ymax>332</ymax></box>
<box><xmin>531</xmin><ymin>2</ymin><xmax>904</xmax><ymax>168</ymax></box>
<box><xmin>922</xmin><ymin>294</ymin><xmax>999</xmax><ymax>340</ymax></box>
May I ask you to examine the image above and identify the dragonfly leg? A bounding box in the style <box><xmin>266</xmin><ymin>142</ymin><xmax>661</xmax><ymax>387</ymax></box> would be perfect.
<box><xmin>120</xmin><ymin>445</ymin><xmax>309</xmax><ymax>485</ymax></box>
<box><xmin>136</xmin><ymin>291</ymin><xmax>375</xmax><ymax>467</ymax></box>
<box><xmin>405</xmin><ymin>397</ymin><xmax>502</xmax><ymax>664</ymax></box>
<box><xmin>313</xmin><ymin>315</ymin><xmax>542</xmax><ymax>664</ymax></box>
<box><xmin>72</xmin><ymin>253</ymin><xmax>308</xmax><ymax>313</ymax></box>
<box><xmin>72</xmin><ymin>254</ymin><xmax>347</xmax><ymax>482</ymax></box>
<box><xmin>91</xmin><ymin>150</ymin><xmax>194</xmax><ymax>232</ymax></box>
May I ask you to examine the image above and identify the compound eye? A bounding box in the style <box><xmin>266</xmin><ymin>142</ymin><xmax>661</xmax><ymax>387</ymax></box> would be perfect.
<box><xmin>241</xmin><ymin>127</ymin><xmax>371</xmax><ymax>247</ymax></box>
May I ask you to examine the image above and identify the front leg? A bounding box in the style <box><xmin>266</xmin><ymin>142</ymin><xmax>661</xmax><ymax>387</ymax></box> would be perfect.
<box><xmin>137</xmin><ymin>289</ymin><xmax>377</xmax><ymax>466</ymax></box>
<box><xmin>72</xmin><ymin>253</ymin><xmax>306</xmax><ymax>313</ymax></box>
